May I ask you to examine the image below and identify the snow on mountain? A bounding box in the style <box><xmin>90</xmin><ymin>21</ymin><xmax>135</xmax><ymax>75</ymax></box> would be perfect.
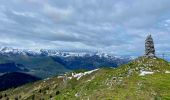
<box><xmin>0</xmin><ymin>47</ymin><xmax>135</xmax><ymax>59</ymax></box>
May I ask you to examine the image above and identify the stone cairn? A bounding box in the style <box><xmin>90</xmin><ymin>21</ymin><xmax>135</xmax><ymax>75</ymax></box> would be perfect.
<box><xmin>145</xmin><ymin>34</ymin><xmax>156</xmax><ymax>58</ymax></box>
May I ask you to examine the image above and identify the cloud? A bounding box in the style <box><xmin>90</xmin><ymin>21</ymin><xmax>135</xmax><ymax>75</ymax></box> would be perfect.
<box><xmin>43</xmin><ymin>4</ymin><xmax>73</xmax><ymax>22</ymax></box>
<box><xmin>0</xmin><ymin>0</ymin><xmax>170</xmax><ymax>56</ymax></box>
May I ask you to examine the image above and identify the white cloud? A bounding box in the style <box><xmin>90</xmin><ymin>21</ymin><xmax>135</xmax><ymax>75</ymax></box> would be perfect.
<box><xmin>12</xmin><ymin>11</ymin><xmax>36</xmax><ymax>18</ymax></box>
<box><xmin>43</xmin><ymin>4</ymin><xmax>73</xmax><ymax>22</ymax></box>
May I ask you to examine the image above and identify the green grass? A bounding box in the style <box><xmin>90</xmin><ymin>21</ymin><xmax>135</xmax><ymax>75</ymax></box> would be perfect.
<box><xmin>55</xmin><ymin>57</ymin><xmax>170</xmax><ymax>100</ymax></box>
<box><xmin>56</xmin><ymin>70</ymin><xmax>170</xmax><ymax>100</ymax></box>
<box><xmin>1</xmin><ymin>57</ymin><xmax>170</xmax><ymax>100</ymax></box>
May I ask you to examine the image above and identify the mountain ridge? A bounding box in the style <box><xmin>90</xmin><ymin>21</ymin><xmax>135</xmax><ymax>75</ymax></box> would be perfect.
<box><xmin>0</xmin><ymin>47</ymin><xmax>135</xmax><ymax>59</ymax></box>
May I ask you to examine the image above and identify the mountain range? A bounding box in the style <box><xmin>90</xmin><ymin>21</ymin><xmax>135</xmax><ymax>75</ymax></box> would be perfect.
<box><xmin>0</xmin><ymin>47</ymin><xmax>135</xmax><ymax>58</ymax></box>
<box><xmin>0</xmin><ymin>47</ymin><xmax>133</xmax><ymax>78</ymax></box>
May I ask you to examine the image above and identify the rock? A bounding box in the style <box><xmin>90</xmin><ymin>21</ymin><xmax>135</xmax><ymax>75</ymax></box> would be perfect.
<box><xmin>145</xmin><ymin>34</ymin><xmax>155</xmax><ymax>58</ymax></box>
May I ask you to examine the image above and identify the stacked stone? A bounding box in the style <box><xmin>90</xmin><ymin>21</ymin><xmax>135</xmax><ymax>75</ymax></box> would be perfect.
<box><xmin>145</xmin><ymin>34</ymin><xmax>155</xmax><ymax>58</ymax></box>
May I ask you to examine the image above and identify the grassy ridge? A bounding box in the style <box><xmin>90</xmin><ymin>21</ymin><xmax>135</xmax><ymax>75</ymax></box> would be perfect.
<box><xmin>56</xmin><ymin>57</ymin><xmax>170</xmax><ymax>99</ymax></box>
<box><xmin>56</xmin><ymin>70</ymin><xmax>170</xmax><ymax>99</ymax></box>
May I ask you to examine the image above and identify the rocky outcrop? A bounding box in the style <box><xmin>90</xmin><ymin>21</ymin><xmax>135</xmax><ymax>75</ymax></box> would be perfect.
<box><xmin>145</xmin><ymin>34</ymin><xmax>155</xmax><ymax>57</ymax></box>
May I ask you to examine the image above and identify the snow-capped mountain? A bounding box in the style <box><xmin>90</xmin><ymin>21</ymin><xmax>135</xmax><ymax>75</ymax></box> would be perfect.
<box><xmin>0</xmin><ymin>47</ymin><xmax>42</xmax><ymax>56</ymax></box>
<box><xmin>0</xmin><ymin>47</ymin><xmax>136</xmax><ymax>59</ymax></box>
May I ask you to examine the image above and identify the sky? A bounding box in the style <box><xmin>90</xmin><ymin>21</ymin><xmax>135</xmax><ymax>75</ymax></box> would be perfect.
<box><xmin>0</xmin><ymin>0</ymin><xmax>170</xmax><ymax>56</ymax></box>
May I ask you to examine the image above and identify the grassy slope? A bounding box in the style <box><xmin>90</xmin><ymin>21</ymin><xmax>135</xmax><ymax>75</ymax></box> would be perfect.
<box><xmin>0</xmin><ymin>57</ymin><xmax>170</xmax><ymax>100</ymax></box>
<box><xmin>55</xmin><ymin>57</ymin><xmax>170</xmax><ymax>100</ymax></box>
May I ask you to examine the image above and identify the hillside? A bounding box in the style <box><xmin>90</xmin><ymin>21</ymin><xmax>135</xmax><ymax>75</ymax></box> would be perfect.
<box><xmin>0</xmin><ymin>55</ymin><xmax>70</xmax><ymax>78</ymax></box>
<box><xmin>0</xmin><ymin>63</ymin><xmax>28</xmax><ymax>73</ymax></box>
<box><xmin>0</xmin><ymin>72</ymin><xmax>40</xmax><ymax>91</ymax></box>
<box><xmin>0</xmin><ymin>57</ymin><xmax>170</xmax><ymax>100</ymax></box>
<box><xmin>52</xmin><ymin>55</ymin><xmax>130</xmax><ymax>70</ymax></box>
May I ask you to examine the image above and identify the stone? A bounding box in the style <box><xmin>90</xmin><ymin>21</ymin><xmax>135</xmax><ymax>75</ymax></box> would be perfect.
<box><xmin>145</xmin><ymin>34</ymin><xmax>155</xmax><ymax>57</ymax></box>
